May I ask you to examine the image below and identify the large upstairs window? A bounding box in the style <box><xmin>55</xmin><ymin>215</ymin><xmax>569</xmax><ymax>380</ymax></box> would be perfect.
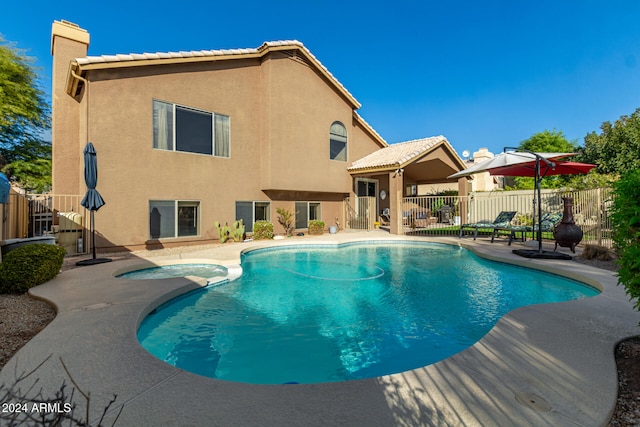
<box><xmin>153</xmin><ymin>100</ymin><xmax>230</xmax><ymax>157</ymax></box>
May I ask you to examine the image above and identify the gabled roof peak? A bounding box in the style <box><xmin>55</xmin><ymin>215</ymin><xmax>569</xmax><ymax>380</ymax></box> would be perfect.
<box><xmin>348</xmin><ymin>136</ymin><xmax>451</xmax><ymax>172</ymax></box>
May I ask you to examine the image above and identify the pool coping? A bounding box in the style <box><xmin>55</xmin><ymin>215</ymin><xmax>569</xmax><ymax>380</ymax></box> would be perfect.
<box><xmin>3</xmin><ymin>232</ymin><xmax>639</xmax><ymax>426</ymax></box>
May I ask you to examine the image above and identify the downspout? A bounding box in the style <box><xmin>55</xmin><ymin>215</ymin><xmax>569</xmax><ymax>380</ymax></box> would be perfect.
<box><xmin>69</xmin><ymin>67</ymin><xmax>88</xmax><ymax>98</ymax></box>
<box><xmin>69</xmin><ymin>67</ymin><xmax>90</xmax><ymax>143</ymax></box>
<box><xmin>70</xmin><ymin>66</ymin><xmax>91</xmax><ymax>252</ymax></box>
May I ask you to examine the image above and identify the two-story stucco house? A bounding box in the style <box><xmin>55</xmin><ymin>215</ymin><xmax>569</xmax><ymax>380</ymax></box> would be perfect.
<box><xmin>51</xmin><ymin>20</ymin><xmax>467</xmax><ymax>252</ymax></box>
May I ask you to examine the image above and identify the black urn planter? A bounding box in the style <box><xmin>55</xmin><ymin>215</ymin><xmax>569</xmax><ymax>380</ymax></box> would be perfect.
<box><xmin>553</xmin><ymin>197</ymin><xmax>583</xmax><ymax>253</ymax></box>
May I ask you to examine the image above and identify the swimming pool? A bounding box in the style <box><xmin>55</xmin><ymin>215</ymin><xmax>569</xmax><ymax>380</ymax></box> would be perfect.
<box><xmin>137</xmin><ymin>242</ymin><xmax>598</xmax><ymax>384</ymax></box>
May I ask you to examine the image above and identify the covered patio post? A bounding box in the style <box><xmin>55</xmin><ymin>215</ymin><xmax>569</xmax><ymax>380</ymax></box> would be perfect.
<box><xmin>389</xmin><ymin>170</ymin><xmax>404</xmax><ymax>235</ymax></box>
<box><xmin>458</xmin><ymin>177</ymin><xmax>469</xmax><ymax>224</ymax></box>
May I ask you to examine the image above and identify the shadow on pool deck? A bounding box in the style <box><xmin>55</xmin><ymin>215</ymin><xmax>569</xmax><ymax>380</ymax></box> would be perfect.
<box><xmin>1</xmin><ymin>232</ymin><xmax>638</xmax><ymax>426</ymax></box>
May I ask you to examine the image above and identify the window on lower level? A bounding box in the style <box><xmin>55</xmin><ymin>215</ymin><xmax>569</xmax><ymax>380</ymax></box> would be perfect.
<box><xmin>153</xmin><ymin>100</ymin><xmax>230</xmax><ymax>157</ymax></box>
<box><xmin>295</xmin><ymin>202</ymin><xmax>321</xmax><ymax>229</ymax></box>
<box><xmin>149</xmin><ymin>200</ymin><xmax>199</xmax><ymax>239</ymax></box>
<box><xmin>235</xmin><ymin>201</ymin><xmax>271</xmax><ymax>232</ymax></box>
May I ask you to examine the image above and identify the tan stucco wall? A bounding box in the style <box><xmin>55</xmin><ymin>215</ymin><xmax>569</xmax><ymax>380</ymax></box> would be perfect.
<box><xmin>52</xmin><ymin>41</ymin><xmax>385</xmax><ymax>250</ymax></box>
<box><xmin>261</xmin><ymin>54</ymin><xmax>381</xmax><ymax>193</ymax></box>
<box><xmin>51</xmin><ymin>21</ymin><xmax>88</xmax><ymax>195</ymax></box>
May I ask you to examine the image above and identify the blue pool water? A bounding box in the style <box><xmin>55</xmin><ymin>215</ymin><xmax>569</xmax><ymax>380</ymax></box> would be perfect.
<box><xmin>137</xmin><ymin>242</ymin><xmax>599</xmax><ymax>384</ymax></box>
<box><xmin>118</xmin><ymin>264</ymin><xmax>227</xmax><ymax>280</ymax></box>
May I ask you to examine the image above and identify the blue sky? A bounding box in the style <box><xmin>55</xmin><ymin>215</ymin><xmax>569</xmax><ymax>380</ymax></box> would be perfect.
<box><xmin>2</xmin><ymin>1</ymin><xmax>639</xmax><ymax>158</ymax></box>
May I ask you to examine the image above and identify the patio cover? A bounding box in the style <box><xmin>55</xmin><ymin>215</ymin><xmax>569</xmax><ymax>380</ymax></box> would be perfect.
<box><xmin>348</xmin><ymin>136</ymin><xmax>466</xmax><ymax>176</ymax></box>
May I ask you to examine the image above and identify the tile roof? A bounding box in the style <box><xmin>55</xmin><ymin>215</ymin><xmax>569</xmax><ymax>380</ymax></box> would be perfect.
<box><xmin>69</xmin><ymin>40</ymin><xmax>389</xmax><ymax>147</ymax></box>
<box><xmin>75</xmin><ymin>40</ymin><xmax>304</xmax><ymax>65</ymax></box>
<box><xmin>353</xmin><ymin>112</ymin><xmax>388</xmax><ymax>147</ymax></box>
<box><xmin>73</xmin><ymin>40</ymin><xmax>359</xmax><ymax>108</ymax></box>
<box><xmin>348</xmin><ymin>136</ymin><xmax>448</xmax><ymax>172</ymax></box>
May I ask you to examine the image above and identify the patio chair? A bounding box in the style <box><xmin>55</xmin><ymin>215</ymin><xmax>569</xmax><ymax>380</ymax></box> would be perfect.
<box><xmin>459</xmin><ymin>211</ymin><xmax>517</xmax><ymax>240</ymax></box>
<box><xmin>380</xmin><ymin>208</ymin><xmax>391</xmax><ymax>225</ymax></box>
<box><xmin>535</xmin><ymin>212</ymin><xmax>563</xmax><ymax>233</ymax></box>
<box><xmin>491</xmin><ymin>212</ymin><xmax>563</xmax><ymax>245</ymax></box>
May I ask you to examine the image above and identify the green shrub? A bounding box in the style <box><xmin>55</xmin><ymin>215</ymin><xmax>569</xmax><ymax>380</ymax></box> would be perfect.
<box><xmin>214</xmin><ymin>221</ymin><xmax>231</xmax><ymax>243</ymax></box>
<box><xmin>253</xmin><ymin>221</ymin><xmax>274</xmax><ymax>240</ymax></box>
<box><xmin>231</xmin><ymin>219</ymin><xmax>245</xmax><ymax>242</ymax></box>
<box><xmin>308</xmin><ymin>220</ymin><xmax>325</xmax><ymax>235</ymax></box>
<box><xmin>611</xmin><ymin>169</ymin><xmax>640</xmax><ymax>315</ymax></box>
<box><xmin>0</xmin><ymin>244</ymin><xmax>66</xmax><ymax>294</ymax></box>
<box><xmin>276</xmin><ymin>208</ymin><xmax>295</xmax><ymax>237</ymax></box>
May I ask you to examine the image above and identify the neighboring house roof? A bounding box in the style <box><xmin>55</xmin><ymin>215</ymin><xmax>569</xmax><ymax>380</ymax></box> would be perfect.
<box><xmin>348</xmin><ymin>135</ymin><xmax>459</xmax><ymax>173</ymax></box>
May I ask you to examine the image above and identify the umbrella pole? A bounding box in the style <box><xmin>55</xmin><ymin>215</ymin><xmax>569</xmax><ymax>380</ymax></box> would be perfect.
<box><xmin>91</xmin><ymin>210</ymin><xmax>96</xmax><ymax>260</ymax></box>
<box><xmin>536</xmin><ymin>158</ymin><xmax>543</xmax><ymax>253</ymax></box>
<box><xmin>508</xmin><ymin>148</ymin><xmax>572</xmax><ymax>260</ymax></box>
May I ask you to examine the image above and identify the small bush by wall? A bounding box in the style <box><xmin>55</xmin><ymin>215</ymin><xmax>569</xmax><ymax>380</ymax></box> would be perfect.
<box><xmin>231</xmin><ymin>219</ymin><xmax>245</xmax><ymax>242</ymax></box>
<box><xmin>253</xmin><ymin>221</ymin><xmax>274</xmax><ymax>240</ymax></box>
<box><xmin>581</xmin><ymin>244</ymin><xmax>616</xmax><ymax>261</ymax></box>
<box><xmin>308</xmin><ymin>220</ymin><xmax>325</xmax><ymax>235</ymax></box>
<box><xmin>0</xmin><ymin>244</ymin><xmax>66</xmax><ymax>294</ymax></box>
<box><xmin>276</xmin><ymin>208</ymin><xmax>295</xmax><ymax>237</ymax></box>
<box><xmin>214</xmin><ymin>221</ymin><xmax>231</xmax><ymax>243</ymax></box>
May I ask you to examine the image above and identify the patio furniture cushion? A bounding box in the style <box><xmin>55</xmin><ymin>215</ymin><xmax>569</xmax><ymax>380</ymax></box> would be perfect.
<box><xmin>535</xmin><ymin>212</ymin><xmax>563</xmax><ymax>232</ymax></box>
<box><xmin>491</xmin><ymin>212</ymin><xmax>563</xmax><ymax>245</ymax></box>
<box><xmin>459</xmin><ymin>211</ymin><xmax>517</xmax><ymax>240</ymax></box>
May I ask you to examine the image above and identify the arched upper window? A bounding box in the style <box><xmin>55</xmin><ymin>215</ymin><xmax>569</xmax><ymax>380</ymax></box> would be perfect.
<box><xmin>329</xmin><ymin>122</ymin><xmax>347</xmax><ymax>161</ymax></box>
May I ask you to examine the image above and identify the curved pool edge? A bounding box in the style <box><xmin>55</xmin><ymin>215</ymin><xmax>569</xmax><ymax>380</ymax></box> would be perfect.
<box><xmin>113</xmin><ymin>258</ymin><xmax>230</xmax><ymax>278</ymax></box>
<box><xmin>7</xmin><ymin>234</ymin><xmax>640</xmax><ymax>426</ymax></box>
<box><xmin>454</xmin><ymin>239</ymin><xmax>606</xmax><ymax>293</ymax></box>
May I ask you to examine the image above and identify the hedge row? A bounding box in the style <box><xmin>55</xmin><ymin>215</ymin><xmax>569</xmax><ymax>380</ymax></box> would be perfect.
<box><xmin>0</xmin><ymin>244</ymin><xmax>66</xmax><ymax>294</ymax></box>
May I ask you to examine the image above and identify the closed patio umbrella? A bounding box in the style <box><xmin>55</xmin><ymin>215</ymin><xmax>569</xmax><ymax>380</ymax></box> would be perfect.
<box><xmin>77</xmin><ymin>142</ymin><xmax>111</xmax><ymax>266</ymax></box>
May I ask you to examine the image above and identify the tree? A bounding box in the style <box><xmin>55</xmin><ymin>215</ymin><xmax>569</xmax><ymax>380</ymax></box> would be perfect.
<box><xmin>580</xmin><ymin>108</ymin><xmax>640</xmax><ymax>176</ymax></box>
<box><xmin>509</xmin><ymin>130</ymin><xmax>578</xmax><ymax>190</ymax></box>
<box><xmin>518</xmin><ymin>129</ymin><xmax>578</xmax><ymax>153</ymax></box>
<box><xmin>0</xmin><ymin>37</ymin><xmax>51</xmax><ymax>192</ymax></box>
<box><xmin>610</xmin><ymin>169</ymin><xmax>640</xmax><ymax>318</ymax></box>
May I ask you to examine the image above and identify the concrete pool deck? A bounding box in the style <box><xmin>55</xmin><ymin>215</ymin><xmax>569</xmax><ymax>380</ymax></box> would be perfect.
<box><xmin>2</xmin><ymin>231</ymin><xmax>639</xmax><ymax>426</ymax></box>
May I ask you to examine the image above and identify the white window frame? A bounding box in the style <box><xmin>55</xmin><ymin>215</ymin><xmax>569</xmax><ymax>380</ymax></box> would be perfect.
<box><xmin>235</xmin><ymin>201</ymin><xmax>271</xmax><ymax>232</ymax></box>
<box><xmin>153</xmin><ymin>99</ymin><xmax>230</xmax><ymax>158</ymax></box>
<box><xmin>149</xmin><ymin>200</ymin><xmax>200</xmax><ymax>239</ymax></box>
<box><xmin>295</xmin><ymin>201</ymin><xmax>321</xmax><ymax>229</ymax></box>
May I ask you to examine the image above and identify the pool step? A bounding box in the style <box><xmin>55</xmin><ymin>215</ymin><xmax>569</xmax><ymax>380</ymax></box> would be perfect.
<box><xmin>207</xmin><ymin>264</ymin><xmax>242</xmax><ymax>286</ymax></box>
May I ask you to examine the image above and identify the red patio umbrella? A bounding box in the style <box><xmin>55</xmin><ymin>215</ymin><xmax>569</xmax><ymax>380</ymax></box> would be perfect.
<box><xmin>485</xmin><ymin>149</ymin><xmax>596</xmax><ymax>259</ymax></box>
<box><xmin>487</xmin><ymin>161</ymin><xmax>596</xmax><ymax>178</ymax></box>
